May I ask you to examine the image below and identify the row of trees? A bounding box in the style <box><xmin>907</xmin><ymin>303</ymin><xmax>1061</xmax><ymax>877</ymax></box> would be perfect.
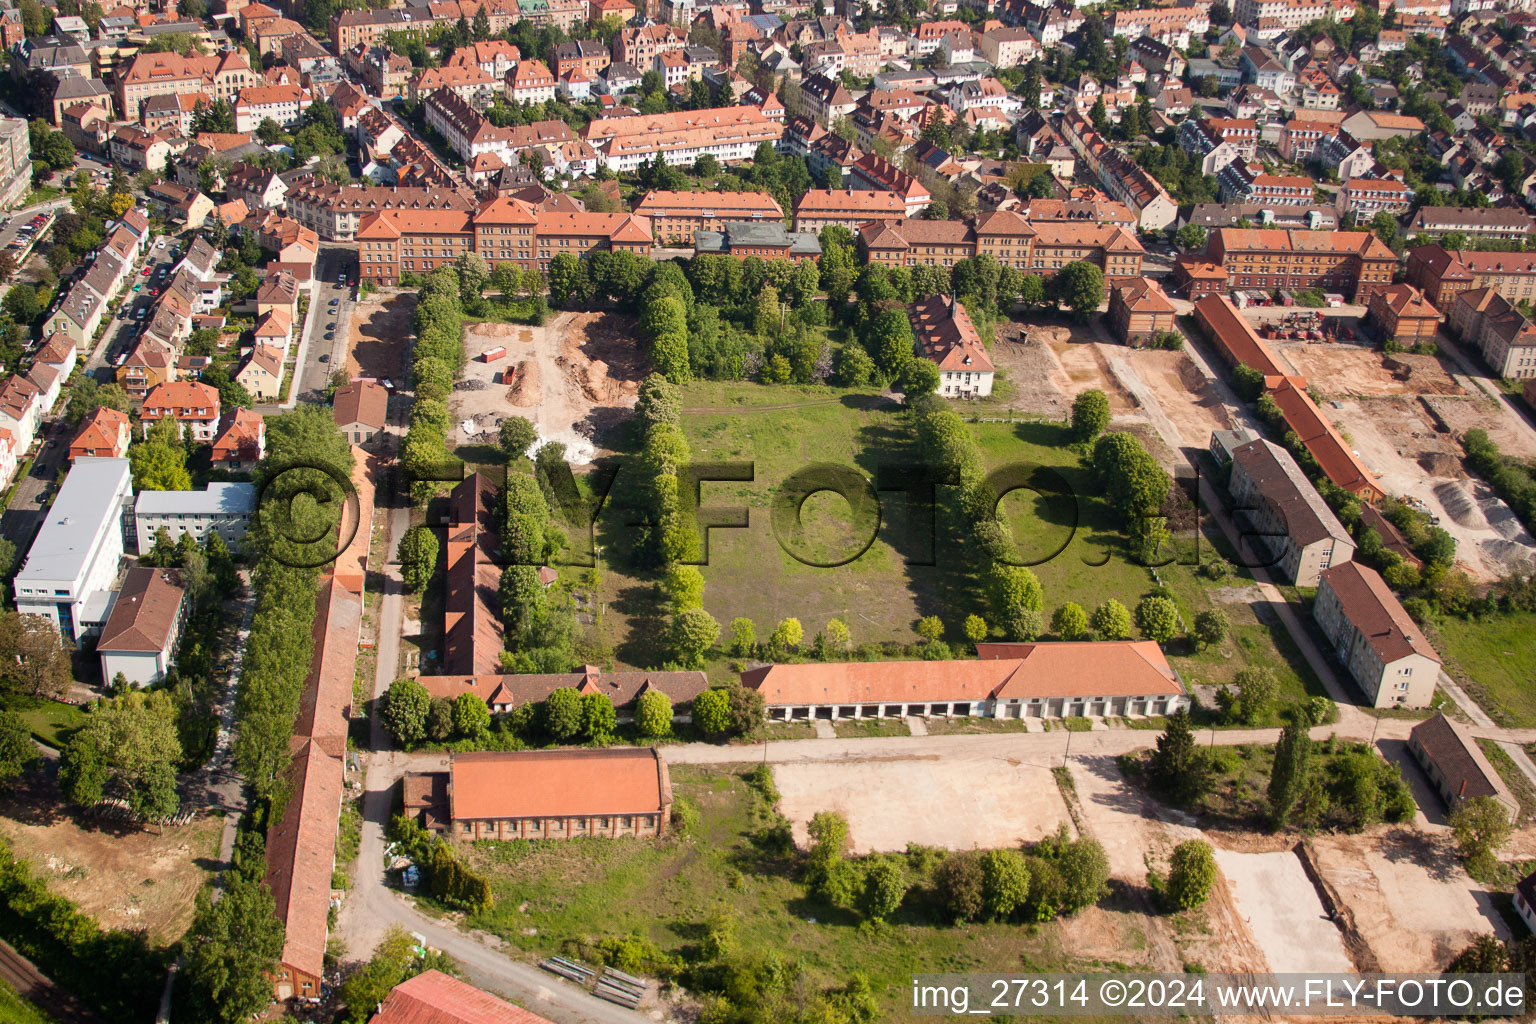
<box><xmin>233</xmin><ymin>409</ymin><xmax>353</xmax><ymax>806</ymax></box>
<box><xmin>1091</xmin><ymin>430</ymin><xmax>1172</xmax><ymax>565</ymax></box>
<box><xmin>401</xmin><ymin>268</ymin><xmax>466</xmax><ymax>504</ymax></box>
<box><xmin>803</xmin><ymin>810</ymin><xmax>1110</xmax><ymax>927</ymax></box>
<box><xmin>0</xmin><ymin>839</ymin><xmax>165</xmax><ymax>1023</ymax></box>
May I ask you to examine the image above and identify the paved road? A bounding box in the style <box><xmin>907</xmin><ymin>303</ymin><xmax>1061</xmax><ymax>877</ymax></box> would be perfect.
<box><xmin>89</xmin><ymin>234</ymin><xmax>184</xmax><ymax>378</ymax></box>
<box><xmin>269</xmin><ymin>246</ymin><xmax>359</xmax><ymax>411</ymax></box>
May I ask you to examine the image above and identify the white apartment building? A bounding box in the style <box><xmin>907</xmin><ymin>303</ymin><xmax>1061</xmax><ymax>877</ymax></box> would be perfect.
<box><xmin>133</xmin><ymin>481</ymin><xmax>257</xmax><ymax>553</ymax></box>
<box><xmin>14</xmin><ymin>457</ymin><xmax>134</xmax><ymax>644</ymax></box>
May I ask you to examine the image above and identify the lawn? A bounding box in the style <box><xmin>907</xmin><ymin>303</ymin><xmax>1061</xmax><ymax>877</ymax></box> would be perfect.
<box><xmin>1433</xmin><ymin>612</ymin><xmax>1536</xmax><ymax>727</ymax></box>
<box><xmin>460</xmin><ymin>764</ymin><xmax>1126</xmax><ymax>1020</ymax></box>
<box><xmin>1477</xmin><ymin>739</ymin><xmax>1536</xmax><ymax>822</ymax></box>
<box><xmin>12</xmin><ymin>698</ymin><xmax>86</xmax><ymax>750</ymax></box>
<box><xmin>583</xmin><ymin>385</ymin><xmax>1327</xmax><ymax>708</ymax></box>
<box><xmin>831</xmin><ymin>718</ymin><xmax>909</xmax><ymax>738</ymax></box>
<box><xmin>0</xmin><ymin>978</ymin><xmax>54</xmax><ymax>1024</ymax></box>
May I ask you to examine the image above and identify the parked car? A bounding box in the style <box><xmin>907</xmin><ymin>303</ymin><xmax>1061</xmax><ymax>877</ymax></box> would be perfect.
<box><xmin>319</xmin><ymin>353</ymin><xmax>330</xmax><ymax>362</ymax></box>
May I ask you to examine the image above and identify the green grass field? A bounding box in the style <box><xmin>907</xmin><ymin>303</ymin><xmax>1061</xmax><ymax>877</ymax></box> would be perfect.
<box><xmin>0</xmin><ymin>978</ymin><xmax>55</xmax><ymax>1024</ymax></box>
<box><xmin>461</xmin><ymin>765</ymin><xmax>1135</xmax><ymax>1021</ymax></box>
<box><xmin>1434</xmin><ymin>612</ymin><xmax>1536</xmax><ymax>727</ymax></box>
<box><xmin>584</xmin><ymin>384</ymin><xmax>1324</xmax><ymax>711</ymax></box>
<box><xmin>13</xmin><ymin>698</ymin><xmax>86</xmax><ymax>750</ymax></box>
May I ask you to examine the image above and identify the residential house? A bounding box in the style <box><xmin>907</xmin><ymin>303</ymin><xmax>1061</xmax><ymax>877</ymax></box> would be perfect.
<box><xmin>210</xmin><ymin>408</ymin><xmax>266</xmax><ymax>472</ymax></box>
<box><xmin>911</xmin><ymin>293</ymin><xmax>994</xmax><ymax>398</ymax></box>
<box><xmin>332</xmin><ymin>380</ymin><xmax>387</xmax><ymax>445</ymax></box>
<box><xmin>1107</xmin><ymin>277</ymin><xmax>1178</xmax><ymax>345</ymax></box>
<box><xmin>1314</xmin><ymin>561</ymin><xmax>1440</xmax><ymax>708</ymax></box>
<box><xmin>140</xmin><ymin>381</ymin><xmax>221</xmax><ymax>442</ymax></box>
<box><xmin>1226</xmin><ymin>437</ymin><xmax>1355</xmax><ymax>586</ymax></box>
<box><xmin>132</xmin><ymin>481</ymin><xmax>257</xmax><ymax>552</ymax></box>
<box><xmin>96</xmin><ymin>567</ymin><xmax>187</xmax><ymax>687</ymax></box>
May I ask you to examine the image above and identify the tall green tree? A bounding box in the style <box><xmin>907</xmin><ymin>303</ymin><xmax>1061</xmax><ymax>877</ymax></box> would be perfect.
<box><xmin>1267</xmin><ymin>722</ymin><xmax>1313</xmax><ymax>827</ymax></box>
<box><xmin>181</xmin><ymin>871</ymin><xmax>286</xmax><ymax>1024</ymax></box>
<box><xmin>1147</xmin><ymin>709</ymin><xmax>1211</xmax><ymax>804</ymax></box>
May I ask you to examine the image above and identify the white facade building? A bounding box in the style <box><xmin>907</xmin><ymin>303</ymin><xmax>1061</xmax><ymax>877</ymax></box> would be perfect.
<box><xmin>132</xmin><ymin>481</ymin><xmax>257</xmax><ymax>553</ymax></box>
<box><xmin>14</xmin><ymin>457</ymin><xmax>133</xmax><ymax>643</ymax></box>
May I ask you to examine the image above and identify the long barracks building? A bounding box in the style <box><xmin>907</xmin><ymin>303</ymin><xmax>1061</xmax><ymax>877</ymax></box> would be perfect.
<box><xmin>357</xmin><ymin>196</ymin><xmax>652</xmax><ymax>283</ymax></box>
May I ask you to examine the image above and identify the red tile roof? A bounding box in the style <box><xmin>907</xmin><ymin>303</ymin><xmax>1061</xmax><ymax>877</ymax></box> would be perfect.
<box><xmin>744</xmin><ymin>642</ymin><xmax>1184</xmax><ymax>706</ymax></box>
<box><xmin>372</xmin><ymin>969</ymin><xmax>556</xmax><ymax>1024</ymax></box>
<box><xmin>1269</xmin><ymin>378</ymin><xmax>1383</xmax><ymax>500</ymax></box>
<box><xmin>97</xmin><ymin>567</ymin><xmax>184</xmax><ymax>653</ymax></box>
<box><xmin>449</xmin><ymin>748</ymin><xmax>669</xmax><ymax>820</ymax></box>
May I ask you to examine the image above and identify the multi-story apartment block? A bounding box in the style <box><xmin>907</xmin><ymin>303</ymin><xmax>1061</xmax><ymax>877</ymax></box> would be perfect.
<box><xmin>331</xmin><ymin>7</ymin><xmax>433</xmax><ymax>52</ymax></box>
<box><xmin>357</xmin><ymin>199</ymin><xmax>653</xmax><ymax>283</ymax></box>
<box><xmin>283</xmin><ymin>180</ymin><xmax>479</xmax><ymax>241</ymax></box>
<box><xmin>506</xmin><ymin>59</ymin><xmax>556</xmax><ymax>103</ymax></box>
<box><xmin>579</xmin><ymin>105</ymin><xmax>781</xmax><ymax>171</ymax></box>
<box><xmin>632</xmin><ymin>190</ymin><xmax>783</xmax><ymax>245</ymax></box>
<box><xmin>1314</xmin><ymin>562</ymin><xmax>1439</xmax><ymax>708</ymax></box>
<box><xmin>552</xmin><ymin>39</ymin><xmax>608</xmax><ymax>78</ymax></box>
<box><xmin>133</xmin><ymin>482</ymin><xmax>257</xmax><ymax>553</ymax></box>
<box><xmin>1277</xmin><ymin>118</ymin><xmax>1336</xmax><ymax>162</ymax></box>
<box><xmin>0</xmin><ymin>117</ymin><xmax>28</xmax><ymax>210</ymax></box>
<box><xmin>1176</xmin><ymin>116</ymin><xmax>1257</xmax><ymax>175</ymax></box>
<box><xmin>1336</xmin><ymin>178</ymin><xmax>1412</xmax><ymax>219</ymax></box>
<box><xmin>449</xmin><ymin>39</ymin><xmax>522</xmax><ymax>79</ymax></box>
<box><xmin>346</xmin><ymin>44</ymin><xmax>413</xmax><ymax>99</ymax></box>
<box><xmin>116</xmin><ymin>50</ymin><xmax>259</xmax><ymax>122</ymax></box>
<box><xmin>791</xmin><ymin>188</ymin><xmax>907</xmax><ymax>232</ymax></box>
<box><xmin>233</xmin><ymin>83</ymin><xmax>302</xmax><ymax>133</ymax></box>
<box><xmin>1109</xmin><ymin>4</ymin><xmax>1210</xmax><ymax>46</ymax></box>
<box><xmin>1227</xmin><ymin>437</ymin><xmax>1355</xmax><ymax>586</ymax></box>
<box><xmin>140</xmin><ymin>381</ymin><xmax>222</xmax><ymax>442</ymax></box>
<box><xmin>1407</xmin><ymin>206</ymin><xmax>1536</xmax><ymax>242</ymax></box>
<box><xmin>408</xmin><ymin>63</ymin><xmax>499</xmax><ymax>106</ymax></box>
<box><xmin>613</xmin><ymin>23</ymin><xmax>686</xmax><ymax>66</ymax></box>
<box><xmin>858</xmin><ymin>213</ymin><xmax>1145</xmax><ymax>278</ymax></box>
<box><xmin>1207</xmin><ymin>227</ymin><xmax>1395</xmax><ymax>302</ymax></box>
<box><xmin>1447</xmin><ymin>288</ymin><xmax>1536</xmax><ymax>378</ymax></box>
<box><xmin>1217</xmin><ymin>162</ymin><xmax>1316</xmax><ymax>206</ymax></box>
<box><xmin>1059</xmin><ymin>111</ymin><xmax>1177</xmax><ymax>231</ymax></box>
<box><xmin>845</xmin><ymin>152</ymin><xmax>932</xmax><ymax>215</ymax></box>
<box><xmin>1406</xmin><ymin>243</ymin><xmax>1536</xmax><ymax>311</ymax></box>
<box><xmin>1233</xmin><ymin>0</ymin><xmax>1342</xmax><ymax>36</ymax></box>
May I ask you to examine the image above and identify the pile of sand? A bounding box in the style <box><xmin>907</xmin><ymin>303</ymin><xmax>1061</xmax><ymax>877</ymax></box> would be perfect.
<box><xmin>507</xmin><ymin>360</ymin><xmax>540</xmax><ymax>406</ymax></box>
<box><xmin>471</xmin><ymin>323</ymin><xmax>518</xmax><ymax>339</ymax></box>
<box><xmin>1417</xmin><ymin>452</ymin><xmax>1463</xmax><ymax>477</ymax></box>
<box><xmin>1434</xmin><ymin>481</ymin><xmax>1483</xmax><ymax>528</ymax></box>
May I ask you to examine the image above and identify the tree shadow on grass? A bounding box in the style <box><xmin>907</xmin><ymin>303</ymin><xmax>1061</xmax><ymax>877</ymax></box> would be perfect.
<box><xmin>612</xmin><ymin>584</ymin><xmax>669</xmax><ymax>669</ymax></box>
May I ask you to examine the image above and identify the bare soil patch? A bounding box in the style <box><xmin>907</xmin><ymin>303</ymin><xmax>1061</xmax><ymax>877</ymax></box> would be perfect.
<box><xmin>1116</xmin><ymin>348</ymin><xmax>1235</xmax><ymax>450</ymax></box>
<box><xmin>772</xmin><ymin>755</ymin><xmax>1073</xmax><ymax>854</ymax></box>
<box><xmin>1213</xmin><ymin>847</ymin><xmax>1354</xmax><ymax>974</ymax></box>
<box><xmin>451</xmin><ymin>312</ymin><xmax>643</xmax><ymax>463</ymax></box>
<box><xmin>0</xmin><ymin>767</ymin><xmax>221</xmax><ymax>945</ymax></box>
<box><xmin>1280</xmin><ymin>342</ymin><xmax>1465</xmax><ymax>399</ymax></box>
<box><xmin>345</xmin><ymin>291</ymin><xmax>416</xmax><ymax>381</ymax></box>
<box><xmin>1333</xmin><ymin>396</ymin><xmax>1536</xmax><ymax>579</ymax></box>
<box><xmin>1307</xmin><ymin>829</ymin><xmax>1501</xmax><ymax>972</ymax></box>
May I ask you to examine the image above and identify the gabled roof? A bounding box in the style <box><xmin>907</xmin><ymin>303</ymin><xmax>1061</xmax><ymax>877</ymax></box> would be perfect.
<box><xmin>1320</xmin><ymin>561</ymin><xmax>1438</xmax><ymax>667</ymax></box>
<box><xmin>372</xmin><ymin>970</ymin><xmax>556</xmax><ymax>1024</ymax></box>
<box><xmin>332</xmin><ymin>380</ymin><xmax>387</xmax><ymax>430</ymax></box>
<box><xmin>97</xmin><ymin>567</ymin><xmax>184</xmax><ymax>654</ymax></box>
<box><xmin>1231</xmin><ymin>438</ymin><xmax>1353</xmax><ymax>548</ymax></box>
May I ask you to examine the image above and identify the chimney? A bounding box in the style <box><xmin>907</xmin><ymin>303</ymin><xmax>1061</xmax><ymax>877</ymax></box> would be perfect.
<box><xmin>1459</xmin><ymin>778</ymin><xmax>1467</xmax><ymax>798</ymax></box>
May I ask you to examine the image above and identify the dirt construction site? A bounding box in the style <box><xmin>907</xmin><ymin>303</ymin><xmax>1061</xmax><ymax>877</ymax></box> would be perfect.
<box><xmin>451</xmin><ymin>312</ymin><xmax>644</xmax><ymax>463</ymax></box>
<box><xmin>990</xmin><ymin>319</ymin><xmax>1536</xmax><ymax>580</ymax></box>
<box><xmin>1275</xmin><ymin>340</ymin><xmax>1536</xmax><ymax>581</ymax></box>
<box><xmin>770</xmin><ymin>747</ymin><xmax>1505</xmax><ymax>977</ymax></box>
